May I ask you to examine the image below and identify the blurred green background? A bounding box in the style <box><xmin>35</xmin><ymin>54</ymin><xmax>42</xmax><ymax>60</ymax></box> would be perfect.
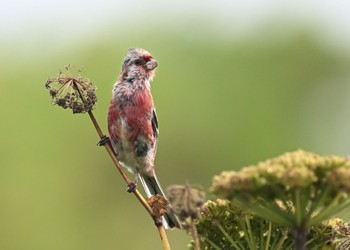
<box><xmin>1</xmin><ymin>1</ymin><xmax>350</xmax><ymax>249</ymax></box>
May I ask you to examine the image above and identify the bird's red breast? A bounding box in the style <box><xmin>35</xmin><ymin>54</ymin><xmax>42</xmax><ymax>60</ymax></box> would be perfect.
<box><xmin>108</xmin><ymin>87</ymin><xmax>155</xmax><ymax>148</ymax></box>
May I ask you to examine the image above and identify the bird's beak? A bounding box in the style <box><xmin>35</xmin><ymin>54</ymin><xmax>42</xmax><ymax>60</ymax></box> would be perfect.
<box><xmin>145</xmin><ymin>59</ymin><xmax>158</xmax><ymax>71</ymax></box>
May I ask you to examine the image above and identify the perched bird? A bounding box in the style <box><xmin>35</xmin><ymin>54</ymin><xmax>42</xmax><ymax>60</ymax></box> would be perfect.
<box><xmin>107</xmin><ymin>48</ymin><xmax>180</xmax><ymax>229</ymax></box>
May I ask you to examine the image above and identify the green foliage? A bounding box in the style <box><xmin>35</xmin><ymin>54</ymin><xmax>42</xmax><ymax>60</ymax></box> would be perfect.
<box><xmin>191</xmin><ymin>199</ymin><xmax>350</xmax><ymax>250</ymax></box>
<box><xmin>188</xmin><ymin>151</ymin><xmax>350</xmax><ymax>249</ymax></box>
<box><xmin>211</xmin><ymin>150</ymin><xmax>350</xmax><ymax>228</ymax></box>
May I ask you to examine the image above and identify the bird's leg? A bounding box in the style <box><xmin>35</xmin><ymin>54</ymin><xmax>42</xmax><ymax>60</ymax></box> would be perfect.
<box><xmin>97</xmin><ymin>136</ymin><xmax>118</xmax><ymax>155</ymax></box>
<box><xmin>97</xmin><ymin>135</ymin><xmax>110</xmax><ymax>146</ymax></box>
<box><xmin>127</xmin><ymin>175</ymin><xmax>139</xmax><ymax>193</ymax></box>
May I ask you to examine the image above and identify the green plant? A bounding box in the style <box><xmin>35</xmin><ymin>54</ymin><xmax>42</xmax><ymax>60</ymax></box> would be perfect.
<box><xmin>190</xmin><ymin>199</ymin><xmax>350</xmax><ymax>250</ymax></box>
<box><xmin>164</xmin><ymin>151</ymin><xmax>350</xmax><ymax>249</ymax></box>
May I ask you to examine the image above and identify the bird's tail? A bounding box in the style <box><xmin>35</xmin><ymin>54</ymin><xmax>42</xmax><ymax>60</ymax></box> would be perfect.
<box><xmin>138</xmin><ymin>173</ymin><xmax>181</xmax><ymax>229</ymax></box>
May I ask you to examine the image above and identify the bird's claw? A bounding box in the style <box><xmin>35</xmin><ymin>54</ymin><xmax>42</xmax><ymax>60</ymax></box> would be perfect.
<box><xmin>127</xmin><ymin>183</ymin><xmax>137</xmax><ymax>193</ymax></box>
<box><xmin>97</xmin><ymin>135</ymin><xmax>110</xmax><ymax>146</ymax></box>
<box><xmin>127</xmin><ymin>177</ymin><xmax>138</xmax><ymax>193</ymax></box>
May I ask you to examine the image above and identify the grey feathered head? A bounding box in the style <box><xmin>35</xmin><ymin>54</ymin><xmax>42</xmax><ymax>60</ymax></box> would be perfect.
<box><xmin>122</xmin><ymin>48</ymin><xmax>158</xmax><ymax>72</ymax></box>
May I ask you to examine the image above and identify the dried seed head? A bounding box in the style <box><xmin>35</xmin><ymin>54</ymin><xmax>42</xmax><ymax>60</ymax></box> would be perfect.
<box><xmin>167</xmin><ymin>184</ymin><xmax>206</xmax><ymax>221</ymax></box>
<box><xmin>147</xmin><ymin>194</ymin><xmax>169</xmax><ymax>219</ymax></box>
<box><xmin>45</xmin><ymin>65</ymin><xmax>97</xmax><ymax>113</ymax></box>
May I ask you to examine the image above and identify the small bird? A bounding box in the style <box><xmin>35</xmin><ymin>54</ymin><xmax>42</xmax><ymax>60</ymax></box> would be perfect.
<box><xmin>107</xmin><ymin>48</ymin><xmax>180</xmax><ymax>229</ymax></box>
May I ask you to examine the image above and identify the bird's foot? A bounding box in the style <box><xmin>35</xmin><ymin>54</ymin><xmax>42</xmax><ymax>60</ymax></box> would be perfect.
<box><xmin>127</xmin><ymin>176</ymin><xmax>139</xmax><ymax>193</ymax></box>
<box><xmin>97</xmin><ymin>135</ymin><xmax>110</xmax><ymax>146</ymax></box>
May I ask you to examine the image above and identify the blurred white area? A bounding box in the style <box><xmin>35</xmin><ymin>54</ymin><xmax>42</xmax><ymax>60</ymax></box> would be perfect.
<box><xmin>1</xmin><ymin>0</ymin><xmax>350</xmax><ymax>52</ymax></box>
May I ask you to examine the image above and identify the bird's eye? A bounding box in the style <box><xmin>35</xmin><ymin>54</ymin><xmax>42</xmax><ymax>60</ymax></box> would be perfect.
<box><xmin>134</xmin><ymin>59</ymin><xmax>142</xmax><ymax>65</ymax></box>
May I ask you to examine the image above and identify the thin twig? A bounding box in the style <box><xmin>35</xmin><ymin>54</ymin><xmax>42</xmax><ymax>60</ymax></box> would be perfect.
<box><xmin>158</xmin><ymin>224</ymin><xmax>171</xmax><ymax>250</ymax></box>
<box><xmin>190</xmin><ymin>218</ymin><xmax>200</xmax><ymax>250</ymax></box>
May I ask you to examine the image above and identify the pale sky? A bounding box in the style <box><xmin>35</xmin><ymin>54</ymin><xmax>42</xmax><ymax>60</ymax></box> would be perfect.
<box><xmin>1</xmin><ymin>1</ymin><xmax>350</xmax><ymax>52</ymax></box>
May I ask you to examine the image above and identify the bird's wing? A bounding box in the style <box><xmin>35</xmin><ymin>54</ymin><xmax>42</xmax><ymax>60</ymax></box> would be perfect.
<box><xmin>151</xmin><ymin>109</ymin><xmax>159</xmax><ymax>139</ymax></box>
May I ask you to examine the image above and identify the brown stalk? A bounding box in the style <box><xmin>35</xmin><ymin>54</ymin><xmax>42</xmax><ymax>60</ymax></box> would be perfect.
<box><xmin>74</xmin><ymin>82</ymin><xmax>171</xmax><ymax>250</ymax></box>
<box><xmin>184</xmin><ymin>185</ymin><xmax>200</xmax><ymax>250</ymax></box>
<box><xmin>190</xmin><ymin>218</ymin><xmax>200</xmax><ymax>250</ymax></box>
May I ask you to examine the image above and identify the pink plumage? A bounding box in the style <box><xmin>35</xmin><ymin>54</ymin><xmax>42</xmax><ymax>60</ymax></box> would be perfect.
<box><xmin>107</xmin><ymin>48</ymin><xmax>180</xmax><ymax>229</ymax></box>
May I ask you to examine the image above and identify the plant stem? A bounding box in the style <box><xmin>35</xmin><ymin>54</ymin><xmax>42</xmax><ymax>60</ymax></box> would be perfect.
<box><xmin>91</xmin><ymin>111</ymin><xmax>153</xmax><ymax>211</ymax></box>
<box><xmin>264</xmin><ymin>221</ymin><xmax>272</xmax><ymax>250</ymax></box>
<box><xmin>275</xmin><ymin>228</ymin><xmax>289</xmax><ymax>250</ymax></box>
<box><xmin>245</xmin><ymin>215</ymin><xmax>256</xmax><ymax>250</ymax></box>
<box><xmin>203</xmin><ymin>237</ymin><xmax>222</xmax><ymax>250</ymax></box>
<box><xmin>87</xmin><ymin>111</ymin><xmax>130</xmax><ymax>183</ymax></box>
<box><xmin>158</xmin><ymin>224</ymin><xmax>171</xmax><ymax>250</ymax></box>
<box><xmin>74</xmin><ymin>83</ymin><xmax>171</xmax><ymax>250</ymax></box>
<box><xmin>304</xmin><ymin>186</ymin><xmax>331</xmax><ymax>225</ymax></box>
<box><xmin>294</xmin><ymin>227</ymin><xmax>307</xmax><ymax>250</ymax></box>
<box><xmin>294</xmin><ymin>189</ymin><xmax>303</xmax><ymax>227</ymax></box>
<box><xmin>190</xmin><ymin>218</ymin><xmax>200</xmax><ymax>250</ymax></box>
<box><xmin>216</xmin><ymin>221</ymin><xmax>242</xmax><ymax>250</ymax></box>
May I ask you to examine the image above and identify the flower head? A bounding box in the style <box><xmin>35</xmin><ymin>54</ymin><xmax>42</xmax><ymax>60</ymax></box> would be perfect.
<box><xmin>211</xmin><ymin>166</ymin><xmax>263</xmax><ymax>199</ymax></box>
<box><xmin>45</xmin><ymin>65</ymin><xmax>97</xmax><ymax>113</ymax></box>
<box><xmin>211</xmin><ymin>150</ymin><xmax>350</xmax><ymax>230</ymax></box>
<box><xmin>327</xmin><ymin>166</ymin><xmax>350</xmax><ymax>192</ymax></box>
<box><xmin>212</xmin><ymin>150</ymin><xmax>350</xmax><ymax>200</ymax></box>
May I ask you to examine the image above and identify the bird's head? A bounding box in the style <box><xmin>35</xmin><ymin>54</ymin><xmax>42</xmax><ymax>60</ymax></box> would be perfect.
<box><xmin>122</xmin><ymin>48</ymin><xmax>158</xmax><ymax>80</ymax></box>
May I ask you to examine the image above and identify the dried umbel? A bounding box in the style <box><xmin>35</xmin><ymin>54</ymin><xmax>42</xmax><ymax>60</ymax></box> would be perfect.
<box><xmin>167</xmin><ymin>184</ymin><xmax>206</xmax><ymax>222</ymax></box>
<box><xmin>45</xmin><ymin>65</ymin><xmax>97</xmax><ymax>113</ymax></box>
